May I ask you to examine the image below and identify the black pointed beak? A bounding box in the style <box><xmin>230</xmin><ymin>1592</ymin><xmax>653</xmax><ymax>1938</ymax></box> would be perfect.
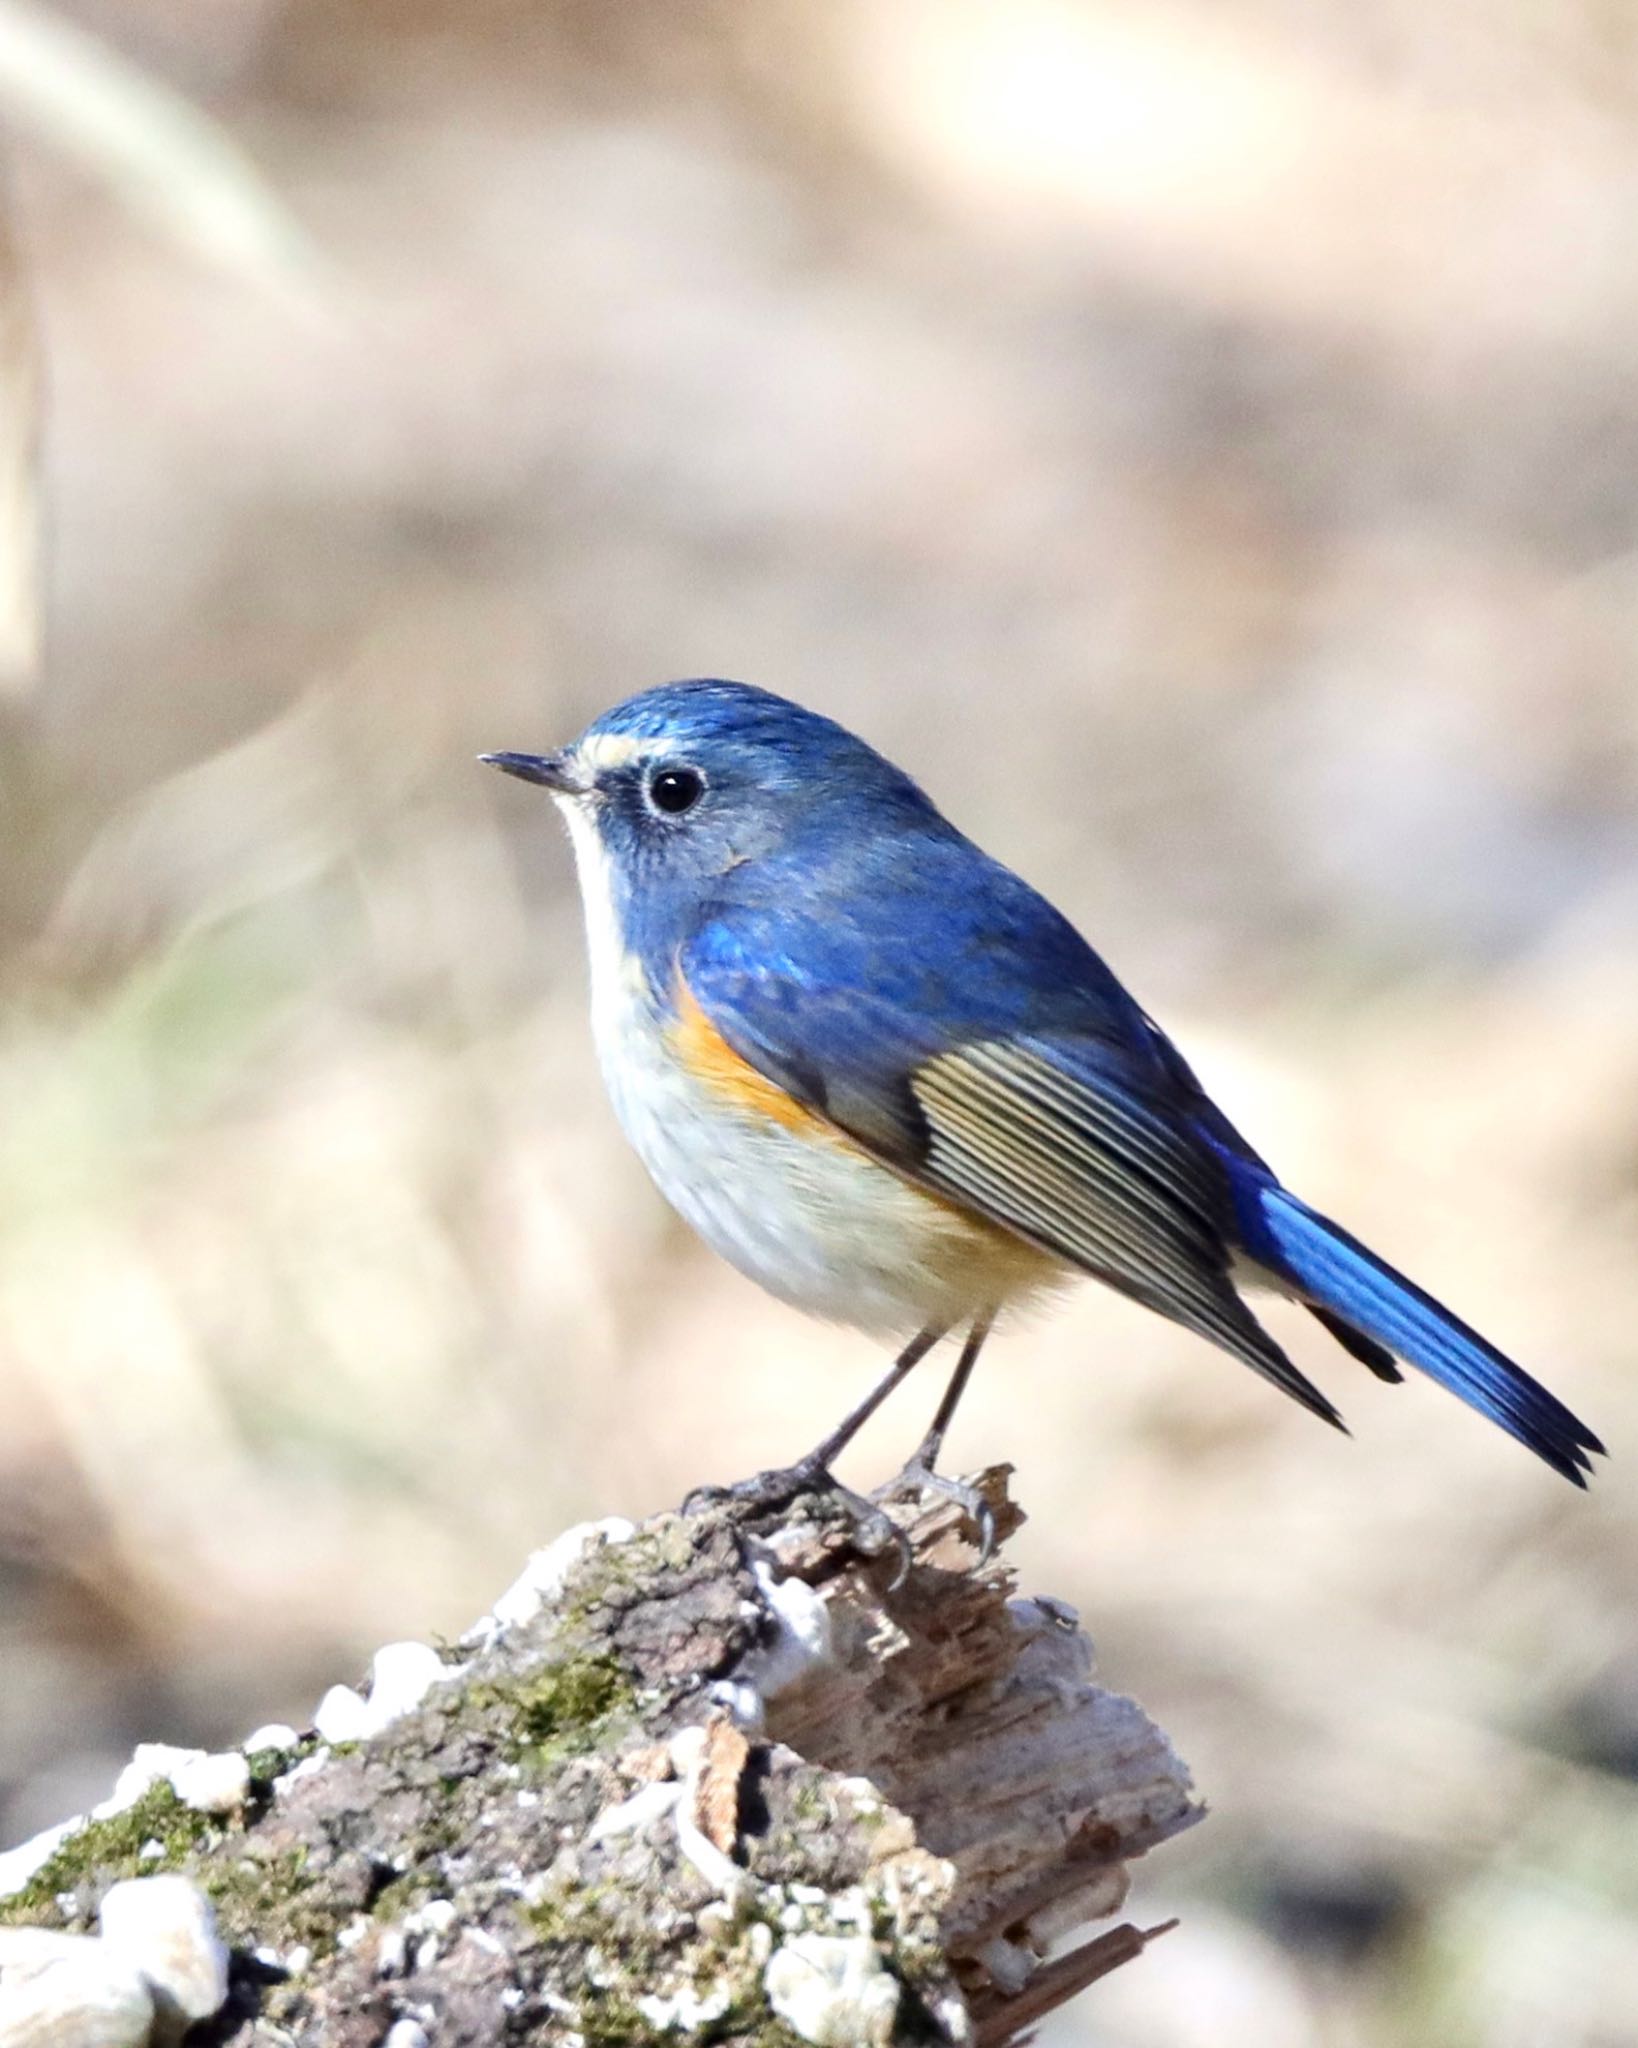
<box><xmin>479</xmin><ymin>750</ymin><xmax>583</xmax><ymax>794</ymax></box>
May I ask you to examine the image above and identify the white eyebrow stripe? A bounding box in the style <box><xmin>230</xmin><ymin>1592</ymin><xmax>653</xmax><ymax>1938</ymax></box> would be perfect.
<box><xmin>579</xmin><ymin>733</ymin><xmax>645</xmax><ymax>772</ymax></box>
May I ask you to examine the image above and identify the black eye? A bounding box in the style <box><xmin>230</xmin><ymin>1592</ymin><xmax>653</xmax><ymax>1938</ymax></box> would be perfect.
<box><xmin>646</xmin><ymin>765</ymin><xmax>704</xmax><ymax>816</ymax></box>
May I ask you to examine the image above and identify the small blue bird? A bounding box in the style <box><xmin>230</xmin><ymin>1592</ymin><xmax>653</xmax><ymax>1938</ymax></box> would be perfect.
<box><xmin>484</xmin><ymin>680</ymin><xmax>1602</xmax><ymax>1540</ymax></box>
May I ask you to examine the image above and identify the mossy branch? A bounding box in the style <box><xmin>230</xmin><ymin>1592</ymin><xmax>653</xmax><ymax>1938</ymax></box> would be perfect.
<box><xmin>2</xmin><ymin>1469</ymin><xmax>1200</xmax><ymax>2046</ymax></box>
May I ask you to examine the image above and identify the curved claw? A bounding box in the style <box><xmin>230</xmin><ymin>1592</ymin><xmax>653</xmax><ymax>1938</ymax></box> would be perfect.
<box><xmin>881</xmin><ymin>1461</ymin><xmax>996</xmax><ymax>1565</ymax></box>
<box><xmin>968</xmin><ymin>1496</ymin><xmax>998</xmax><ymax>1567</ymax></box>
<box><xmin>833</xmin><ymin>1508</ymin><xmax>912</xmax><ymax>1590</ymax></box>
<box><xmin>797</xmin><ymin>1474</ymin><xmax>915</xmax><ymax>1585</ymax></box>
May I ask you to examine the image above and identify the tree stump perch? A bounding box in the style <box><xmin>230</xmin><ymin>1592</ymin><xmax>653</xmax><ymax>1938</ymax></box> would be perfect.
<box><xmin>0</xmin><ymin>1467</ymin><xmax>1201</xmax><ymax>2046</ymax></box>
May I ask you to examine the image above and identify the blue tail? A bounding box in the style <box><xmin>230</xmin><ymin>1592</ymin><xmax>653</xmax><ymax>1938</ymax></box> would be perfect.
<box><xmin>1235</xmin><ymin>1175</ymin><xmax>1604</xmax><ymax>1485</ymax></box>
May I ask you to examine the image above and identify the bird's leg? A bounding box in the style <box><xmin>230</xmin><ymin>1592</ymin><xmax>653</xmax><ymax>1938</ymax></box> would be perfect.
<box><xmin>906</xmin><ymin>1306</ymin><xmax>995</xmax><ymax>1472</ymax></box>
<box><xmin>681</xmin><ymin>1325</ymin><xmax>948</xmax><ymax>1572</ymax></box>
<box><xmin>804</xmin><ymin>1322</ymin><xmax>947</xmax><ymax>1469</ymax></box>
<box><xmin>879</xmin><ymin>1306</ymin><xmax>999</xmax><ymax>1560</ymax></box>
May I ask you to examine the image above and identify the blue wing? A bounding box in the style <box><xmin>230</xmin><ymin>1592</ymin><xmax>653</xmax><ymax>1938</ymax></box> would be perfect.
<box><xmin>681</xmin><ymin>847</ymin><xmax>1344</xmax><ymax>1425</ymax></box>
<box><xmin>682</xmin><ymin>836</ymin><xmax>1603</xmax><ymax>1481</ymax></box>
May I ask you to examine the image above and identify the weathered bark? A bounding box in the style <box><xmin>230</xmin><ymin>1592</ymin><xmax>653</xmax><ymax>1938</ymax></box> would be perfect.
<box><xmin>2</xmin><ymin>1468</ymin><xmax>1200</xmax><ymax>2046</ymax></box>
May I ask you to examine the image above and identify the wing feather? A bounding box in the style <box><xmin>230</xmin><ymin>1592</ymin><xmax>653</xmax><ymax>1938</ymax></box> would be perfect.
<box><xmin>943</xmin><ymin>1042</ymin><xmax>1222</xmax><ymax>1234</ymax></box>
<box><xmin>911</xmin><ymin>1043</ymin><xmax>1341</xmax><ymax>1422</ymax></box>
<box><xmin>911</xmin><ymin>1061</ymin><xmax>1204</xmax><ymax>1289</ymax></box>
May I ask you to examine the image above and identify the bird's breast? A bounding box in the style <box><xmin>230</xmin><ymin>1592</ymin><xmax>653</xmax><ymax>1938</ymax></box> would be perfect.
<box><xmin>582</xmin><ymin>965</ymin><xmax>1057</xmax><ymax>1337</ymax></box>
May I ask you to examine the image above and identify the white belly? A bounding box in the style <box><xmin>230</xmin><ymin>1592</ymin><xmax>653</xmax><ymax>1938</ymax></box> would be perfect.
<box><xmin>598</xmin><ymin>991</ymin><xmax>1057</xmax><ymax>1335</ymax></box>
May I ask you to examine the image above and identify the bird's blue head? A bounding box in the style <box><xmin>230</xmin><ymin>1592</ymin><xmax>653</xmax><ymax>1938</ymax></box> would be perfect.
<box><xmin>483</xmin><ymin>680</ymin><xmax>945</xmax><ymax>981</ymax></box>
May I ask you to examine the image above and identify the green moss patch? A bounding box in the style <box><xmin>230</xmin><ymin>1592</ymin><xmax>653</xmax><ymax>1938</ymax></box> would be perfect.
<box><xmin>0</xmin><ymin>1782</ymin><xmax>217</xmax><ymax>1926</ymax></box>
<box><xmin>466</xmin><ymin>1653</ymin><xmax>636</xmax><ymax>1772</ymax></box>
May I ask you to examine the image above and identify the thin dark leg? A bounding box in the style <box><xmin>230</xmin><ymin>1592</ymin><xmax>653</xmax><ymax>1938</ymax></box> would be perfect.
<box><xmin>806</xmin><ymin>1322</ymin><xmax>947</xmax><ymax>1470</ymax></box>
<box><xmin>680</xmin><ymin>1324</ymin><xmax>950</xmax><ymax>1579</ymax></box>
<box><xmin>879</xmin><ymin>1306</ymin><xmax>1001</xmax><ymax>1562</ymax></box>
<box><xmin>909</xmin><ymin>1306</ymin><xmax>996</xmax><ymax>1472</ymax></box>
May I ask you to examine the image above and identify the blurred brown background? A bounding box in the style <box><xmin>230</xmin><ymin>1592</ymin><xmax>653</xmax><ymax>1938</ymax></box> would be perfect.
<box><xmin>2</xmin><ymin>2</ymin><xmax>1636</xmax><ymax>2041</ymax></box>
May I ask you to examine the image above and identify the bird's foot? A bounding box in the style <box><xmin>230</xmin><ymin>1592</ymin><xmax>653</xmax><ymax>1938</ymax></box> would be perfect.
<box><xmin>681</xmin><ymin>1460</ymin><xmax>912</xmax><ymax>1582</ymax></box>
<box><xmin>875</xmin><ymin>1459</ymin><xmax>997</xmax><ymax>1565</ymax></box>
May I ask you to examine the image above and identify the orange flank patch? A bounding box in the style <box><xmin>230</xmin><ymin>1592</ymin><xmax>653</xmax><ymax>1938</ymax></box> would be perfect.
<box><xmin>666</xmin><ymin>974</ymin><xmax>1067</xmax><ymax>1301</ymax></box>
<box><xmin>669</xmin><ymin>976</ymin><xmax>840</xmax><ymax>1140</ymax></box>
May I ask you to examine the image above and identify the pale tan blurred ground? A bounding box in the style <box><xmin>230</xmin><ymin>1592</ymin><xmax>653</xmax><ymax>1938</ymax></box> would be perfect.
<box><xmin>2</xmin><ymin>3</ymin><xmax>1637</xmax><ymax>2041</ymax></box>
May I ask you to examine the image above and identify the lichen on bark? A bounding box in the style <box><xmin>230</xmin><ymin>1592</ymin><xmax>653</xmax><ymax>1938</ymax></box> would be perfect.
<box><xmin>2</xmin><ymin>1469</ymin><xmax>1198</xmax><ymax>2046</ymax></box>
